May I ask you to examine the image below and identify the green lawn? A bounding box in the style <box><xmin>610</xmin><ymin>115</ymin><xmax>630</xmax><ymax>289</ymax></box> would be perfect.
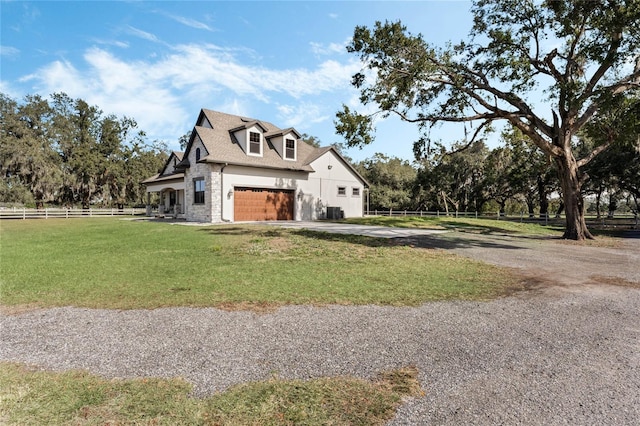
<box><xmin>0</xmin><ymin>217</ymin><xmax>519</xmax><ymax>424</ymax></box>
<box><xmin>0</xmin><ymin>362</ymin><xmax>421</xmax><ymax>425</ymax></box>
<box><xmin>343</xmin><ymin>215</ymin><xmax>564</xmax><ymax>236</ymax></box>
<box><xmin>0</xmin><ymin>218</ymin><xmax>519</xmax><ymax>310</ymax></box>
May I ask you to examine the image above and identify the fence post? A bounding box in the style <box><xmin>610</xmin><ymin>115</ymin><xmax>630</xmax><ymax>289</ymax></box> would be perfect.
<box><xmin>390</xmin><ymin>208</ymin><xmax>392</xmax><ymax>216</ymax></box>
<box><xmin>475</xmin><ymin>211</ymin><xmax>478</xmax><ymax>219</ymax></box>
<box><xmin>23</xmin><ymin>208</ymin><xmax>26</xmax><ymax>220</ymax></box>
<box><xmin>45</xmin><ymin>208</ymin><xmax>48</xmax><ymax>219</ymax></box>
<box><xmin>437</xmin><ymin>210</ymin><xmax>440</xmax><ymax>217</ymax></box>
<box><xmin>111</xmin><ymin>208</ymin><xmax>114</xmax><ymax>216</ymax></box>
<box><xmin>89</xmin><ymin>208</ymin><xmax>92</xmax><ymax>217</ymax></box>
<box><xmin>66</xmin><ymin>209</ymin><xmax>69</xmax><ymax>219</ymax></box>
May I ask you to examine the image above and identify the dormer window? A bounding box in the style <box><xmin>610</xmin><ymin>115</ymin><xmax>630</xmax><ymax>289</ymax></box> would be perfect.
<box><xmin>285</xmin><ymin>139</ymin><xmax>295</xmax><ymax>160</ymax></box>
<box><xmin>249</xmin><ymin>132</ymin><xmax>261</xmax><ymax>155</ymax></box>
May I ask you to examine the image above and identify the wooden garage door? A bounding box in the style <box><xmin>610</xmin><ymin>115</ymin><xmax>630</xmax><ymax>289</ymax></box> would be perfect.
<box><xmin>234</xmin><ymin>187</ymin><xmax>294</xmax><ymax>221</ymax></box>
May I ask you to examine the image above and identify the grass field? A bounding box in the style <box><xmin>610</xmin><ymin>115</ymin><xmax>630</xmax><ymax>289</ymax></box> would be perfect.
<box><xmin>0</xmin><ymin>217</ymin><xmax>524</xmax><ymax>424</ymax></box>
<box><xmin>0</xmin><ymin>362</ymin><xmax>421</xmax><ymax>425</ymax></box>
<box><xmin>343</xmin><ymin>215</ymin><xmax>564</xmax><ymax>236</ymax></box>
<box><xmin>0</xmin><ymin>218</ymin><xmax>520</xmax><ymax>310</ymax></box>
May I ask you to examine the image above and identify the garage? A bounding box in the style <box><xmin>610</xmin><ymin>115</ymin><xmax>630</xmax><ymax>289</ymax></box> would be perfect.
<box><xmin>234</xmin><ymin>187</ymin><xmax>294</xmax><ymax>221</ymax></box>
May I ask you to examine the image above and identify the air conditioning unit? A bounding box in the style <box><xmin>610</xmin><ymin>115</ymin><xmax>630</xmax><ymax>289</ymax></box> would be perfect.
<box><xmin>326</xmin><ymin>206</ymin><xmax>343</xmax><ymax>220</ymax></box>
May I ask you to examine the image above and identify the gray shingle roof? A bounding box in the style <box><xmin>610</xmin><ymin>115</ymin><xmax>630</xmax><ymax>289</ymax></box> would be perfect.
<box><xmin>170</xmin><ymin>109</ymin><xmax>367</xmax><ymax>186</ymax></box>
<box><xmin>188</xmin><ymin>110</ymin><xmax>320</xmax><ymax>172</ymax></box>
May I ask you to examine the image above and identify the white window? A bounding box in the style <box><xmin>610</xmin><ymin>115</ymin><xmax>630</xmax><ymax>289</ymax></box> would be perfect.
<box><xmin>285</xmin><ymin>139</ymin><xmax>295</xmax><ymax>160</ymax></box>
<box><xmin>352</xmin><ymin>187</ymin><xmax>360</xmax><ymax>197</ymax></box>
<box><xmin>337</xmin><ymin>186</ymin><xmax>346</xmax><ymax>196</ymax></box>
<box><xmin>249</xmin><ymin>132</ymin><xmax>261</xmax><ymax>154</ymax></box>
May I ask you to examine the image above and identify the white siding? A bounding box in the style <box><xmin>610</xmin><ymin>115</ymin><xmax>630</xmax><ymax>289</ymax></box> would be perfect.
<box><xmin>307</xmin><ymin>151</ymin><xmax>364</xmax><ymax>219</ymax></box>
<box><xmin>234</xmin><ymin>125</ymin><xmax>264</xmax><ymax>156</ymax></box>
<box><xmin>270</xmin><ymin>131</ymin><xmax>297</xmax><ymax>161</ymax></box>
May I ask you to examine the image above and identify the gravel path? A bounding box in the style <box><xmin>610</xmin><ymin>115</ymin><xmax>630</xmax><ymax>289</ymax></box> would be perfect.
<box><xmin>1</xmin><ymin>231</ymin><xmax>639</xmax><ymax>424</ymax></box>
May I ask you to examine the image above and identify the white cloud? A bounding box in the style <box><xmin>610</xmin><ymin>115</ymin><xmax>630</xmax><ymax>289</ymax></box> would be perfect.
<box><xmin>126</xmin><ymin>26</ymin><xmax>159</xmax><ymax>42</ymax></box>
<box><xmin>93</xmin><ymin>39</ymin><xmax>129</xmax><ymax>49</ymax></box>
<box><xmin>328</xmin><ymin>13</ymin><xmax>338</xmax><ymax>19</ymax></box>
<box><xmin>1</xmin><ymin>45</ymin><xmax>20</xmax><ymax>58</ymax></box>
<box><xmin>16</xmin><ymin>43</ymin><xmax>360</xmax><ymax>146</ymax></box>
<box><xmin>166</xmin><ymin>14</ymin><xmax>214</xmax><ymax>31</ymax></box>
<box><xmin>276</xmin><ymin>103</ymin><xmax>329</xmax><ymax>128</ymax></box>
<box><xmin>309</xmin><ymin>40</ymin><xmax>348</xmax><ymax>56</ymax></box>
<box><xmin>0</xmin><ymin>80</ymin><xmax>23</xmax><ymax>99</ymax></box>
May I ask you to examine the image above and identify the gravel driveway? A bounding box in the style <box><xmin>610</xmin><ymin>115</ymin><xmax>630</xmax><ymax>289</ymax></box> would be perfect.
<box><xmin>1</xmin><ymin>227</ymin><xmax>639</xmax><ymax>424</ymax></box>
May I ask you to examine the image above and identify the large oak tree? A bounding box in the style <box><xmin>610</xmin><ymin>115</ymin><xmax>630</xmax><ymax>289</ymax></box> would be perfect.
<box><xmin>336</xmin><ymin>0</ymin><xmax>640</xmax><ymax>239</ymax></box>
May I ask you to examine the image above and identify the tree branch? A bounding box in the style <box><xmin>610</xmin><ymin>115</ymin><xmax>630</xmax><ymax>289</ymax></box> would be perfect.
<box><xmin>577</xmin><ymin>142</ymin><xmax>611</xmax><ymax>168</ymax></box>
<box><xmin>580</xmin><ymin>29</ymin><xmax>624</xmax><ymax>102</ymax></box>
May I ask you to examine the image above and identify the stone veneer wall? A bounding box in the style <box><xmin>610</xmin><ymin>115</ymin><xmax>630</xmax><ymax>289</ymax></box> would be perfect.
<box><xmin>210</xmin><ymin>164</ymin><xmax>222</xmax><ymax>222</ymax></box>
<box><xmin>184</xmin><ymin>151</ymin><xmax>222</xmax><ymax>222</ymax></box>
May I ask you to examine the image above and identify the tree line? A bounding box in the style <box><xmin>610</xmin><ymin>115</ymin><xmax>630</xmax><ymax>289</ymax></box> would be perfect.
<box><xmin>1</xmin><ymin>93</ymin><xmax>168</xmax><ymax>209</ymax></box>
<box><xmin>356</xmin><ymin>124</ymin><xmax>639</xmax><ymax>218</ymax></box>
<box><xmin>336</xmin><ymin>0</ymin><xmax>639</xmax><ymax>239</ymax></box>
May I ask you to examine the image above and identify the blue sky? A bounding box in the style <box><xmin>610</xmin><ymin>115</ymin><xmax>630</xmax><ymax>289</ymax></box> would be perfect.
<box><xmin>1</xmin><ymin>1</ymin><xmax>476</xmax><ymax>162</ymax></box>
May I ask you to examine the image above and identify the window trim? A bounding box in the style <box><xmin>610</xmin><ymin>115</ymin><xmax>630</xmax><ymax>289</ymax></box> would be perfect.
<box><xmin>352</xmin><ymin>187</ymin><xmax>361</xmax><ymax>197</ymax></box>
<box><xmin>193</xmin><ymin>178</ymin><xmax>205</xmax><ymax>205</ymax></box>
<box><xmin>248</xmin><ymin>131</ymin><xmax>262</xmax><ymax>156</ymax></box>
<box><xmin>337</xmin><ymin>186</ymin><xmax>347</xmax><ymax>197</ymax></box>
<box><xmin>284</xmin><ymin>138</ymin><xmax>296</xmax><ymax>160</ymax></box>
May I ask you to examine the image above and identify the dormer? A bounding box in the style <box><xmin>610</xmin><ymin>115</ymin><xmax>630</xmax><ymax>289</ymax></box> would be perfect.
<box><xmin>265</xmin><ymin>128</ymin><xmax>301</xmax><ymax>161</ymax></box>
<box><xmin>229</xmin><ymin>121</ymin><xmax>268</xmax><ymax>157</ymax></box>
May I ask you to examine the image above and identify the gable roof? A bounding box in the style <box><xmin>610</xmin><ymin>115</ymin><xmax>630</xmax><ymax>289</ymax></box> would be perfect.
<box><xmin>175</xmin><ymin>109</ymin><xmax>367</xmax><ymax>185</ymax></box>
<box><xmin>142</xmin><ymin>151</ymin><xmax>185</xmax><ymax>184</ymax></box>
<box><xmin>306</xmin><ymin>146</ymin><xmax>369</xmax><ymax>187</ymax></box>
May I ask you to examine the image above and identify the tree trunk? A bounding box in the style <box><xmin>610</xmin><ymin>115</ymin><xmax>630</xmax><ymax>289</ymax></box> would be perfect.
<box><xmin>555</xmin><ymin>156</ymin><xmax>593</xmax><ymax>240</ymax></box>
<box><xmin>498</xmin><ymin>199</ymin><xmax>506</xmax><ymax>216</ymax></box>
<box><xmin>526</xmin><ymin>197</ymin><xmax>535</xmax><ymax>218</ymax></box>
<box><xmin>537</xmin><ymin>175</ymin><xmax>549</xmax><ymax>219</ymax></box>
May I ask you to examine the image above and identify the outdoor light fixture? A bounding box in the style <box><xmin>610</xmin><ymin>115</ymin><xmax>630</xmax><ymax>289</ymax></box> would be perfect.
<box><xmin>328</xmin><ymin>164</ymin><xmax>333</xmax><ymax>170</ymax></box>
<box><xmin>227</xmin><ymin>189</ymin><xmax>233</xmax><ymax>198</ymax></box>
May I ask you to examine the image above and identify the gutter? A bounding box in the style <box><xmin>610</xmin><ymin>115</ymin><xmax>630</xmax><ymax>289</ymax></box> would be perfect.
<box><xmin>220</xmin><ymin>163</ymin><xmax>231</xmax><ymax>222</ymax></box>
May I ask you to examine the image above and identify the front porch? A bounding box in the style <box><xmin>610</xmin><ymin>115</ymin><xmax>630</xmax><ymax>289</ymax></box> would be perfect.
<box><xmin>142</xmin><ymin>174</ymin><xmax>186</xmax><ymax>219</ymax></box>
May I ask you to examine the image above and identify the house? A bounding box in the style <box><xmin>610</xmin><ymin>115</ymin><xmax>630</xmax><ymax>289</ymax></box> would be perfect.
<box><xmin>142</xmin><ymin>109</ymin><xmax>368</xmax><ymax>222</ymax></box>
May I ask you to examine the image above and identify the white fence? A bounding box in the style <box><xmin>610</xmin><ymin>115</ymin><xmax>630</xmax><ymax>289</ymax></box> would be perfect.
<box><xmin>365</xmin><ymin>209</ymin><xmax>639</xmax><ymax>227</ymax></box>
<box><xmin>0</xmin><ymin>208</ymin><xmax>147</xmax><ymax>220</ymax></box>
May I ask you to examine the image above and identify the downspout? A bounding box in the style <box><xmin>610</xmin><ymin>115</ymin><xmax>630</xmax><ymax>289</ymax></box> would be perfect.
<box><xmin>220</xmin><ymin>163</ymin><xmax>231</xmax><ymax>222</ymax></box>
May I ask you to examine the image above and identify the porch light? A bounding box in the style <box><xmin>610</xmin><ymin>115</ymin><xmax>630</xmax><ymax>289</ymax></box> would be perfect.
<box><xmin>227</xmin><ymin>189</ymin><xmax>234</xmax><ymax>198</ymax></box>
<box><xmin>298</xmin><ymin>190</ymin><xmax>304</xmax><ymax>200</ymax></box>
<box><xmin>328</xmin><ymin>164</ymin><xmax>333</xmax><ymax>170</ymax></box>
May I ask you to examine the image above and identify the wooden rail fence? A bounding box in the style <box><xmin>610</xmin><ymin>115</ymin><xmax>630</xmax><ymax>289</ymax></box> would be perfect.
<box><xmin>0</xmin><ymin>208</ymin><xmax>147</xmax><ymax>220</ymax></box>
<box><xmin>365</xmin><ymin>209</ymin><xmax>638</xmax><ymax>228</ymax></box>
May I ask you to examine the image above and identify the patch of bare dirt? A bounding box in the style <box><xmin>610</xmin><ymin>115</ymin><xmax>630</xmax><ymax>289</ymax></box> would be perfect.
<box><xmin>0</xmin><ymin>304</ymin><xmax>44</xmax><ymax>316</ymax></box>
<box><xmin>429</xmin><ymin>232</ymin><xmax>640</xmax><ymax>292</ymax></box>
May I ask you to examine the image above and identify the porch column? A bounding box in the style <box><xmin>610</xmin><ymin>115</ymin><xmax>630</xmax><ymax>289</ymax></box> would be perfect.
<box><xmin>174</xmin><ymin>189</ymin><xmax>182</xmax><ymax>216</ymax></box>
<box><xmin>146</xmin><ymin>192</ymin><xmax>152</xmax><ymax>216</ymax></box>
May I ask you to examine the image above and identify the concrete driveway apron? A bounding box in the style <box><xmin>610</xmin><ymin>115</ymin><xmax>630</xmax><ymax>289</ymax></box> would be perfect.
<box><xmin>263</xmin><ymin>221</ymin><xmax>447</xmax><ymax>238</ymax></box>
